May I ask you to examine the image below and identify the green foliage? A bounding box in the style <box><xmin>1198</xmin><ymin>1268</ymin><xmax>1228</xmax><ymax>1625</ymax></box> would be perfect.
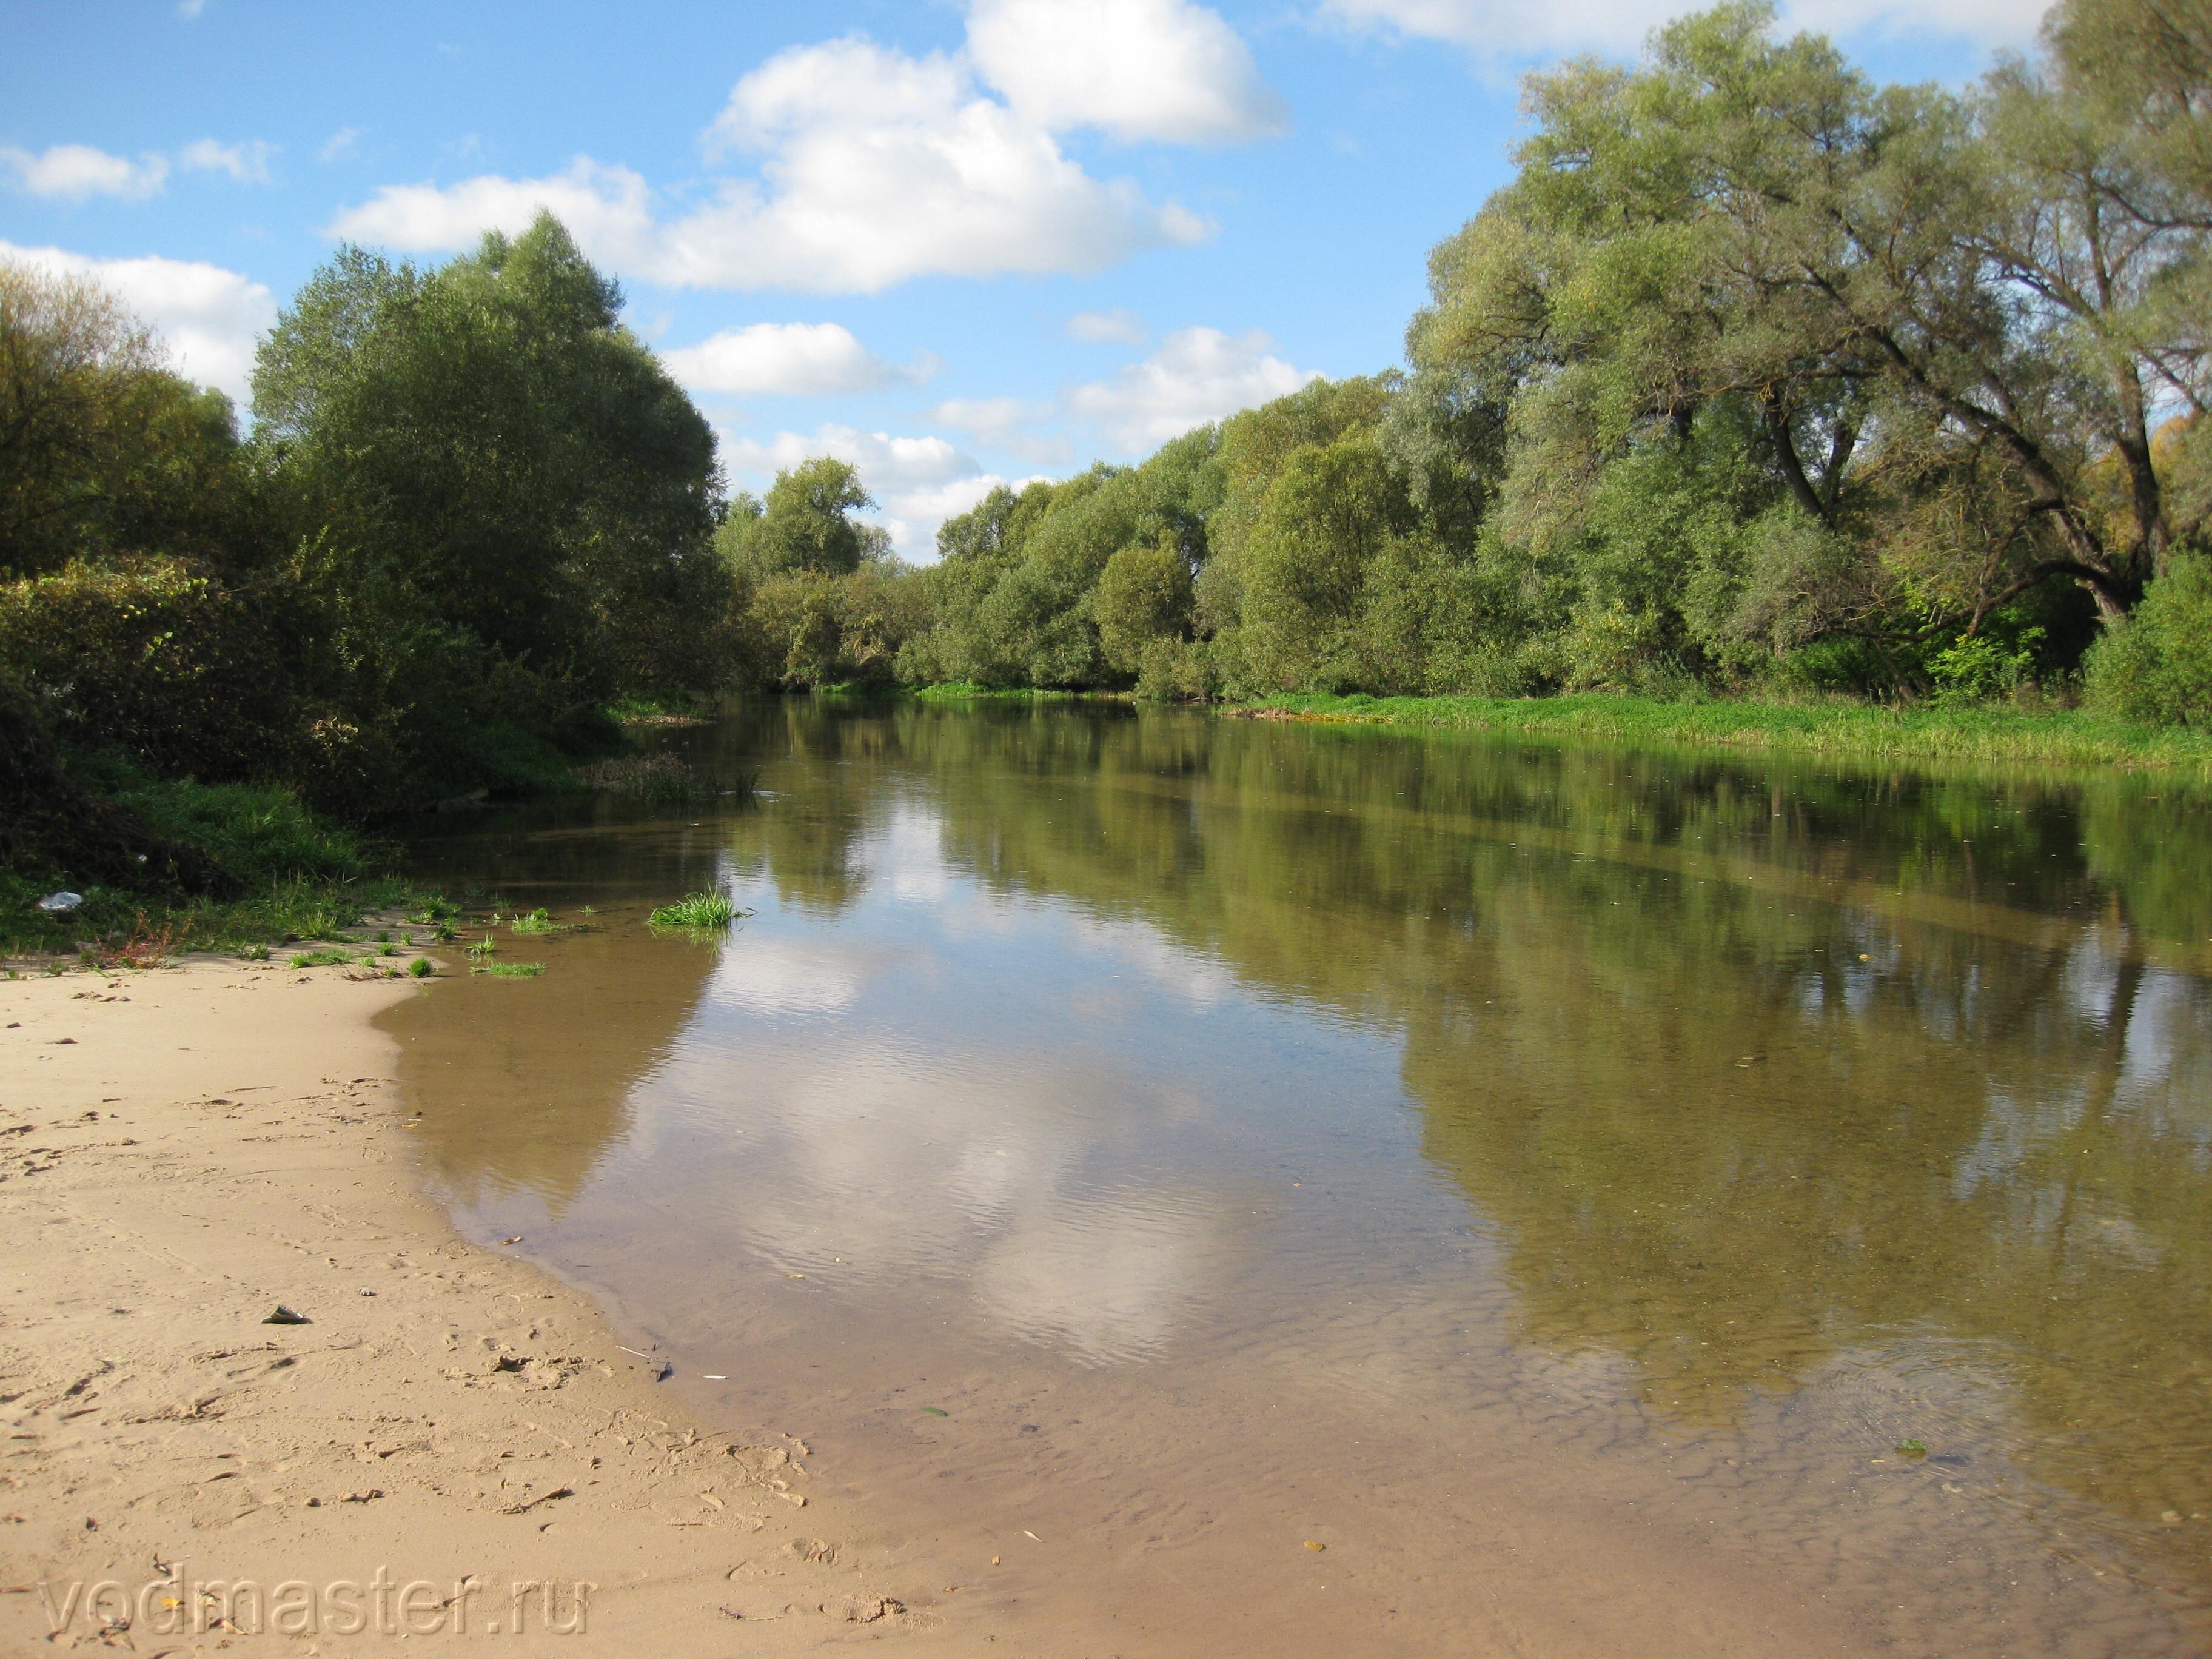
<box><xmin>251</xmin><ymin>214</ymin><xmax>735</xmax><ymax>789</ymax></box>
<box><xmin>2086</xmin><ymin>556</ymin><xmax>2212</xmax><ymax>725</ymax></box>
<box><xmin>0</xmin><ymin>264</ymin><xmax>272</xmax><ymax>582</ymax></box>
<box><xmin>473</xmin><ymin>959</ymin><xmax>546</xmax><ymax>977</ymax></box>
<box><xmin>0</xmin><ymin>557</ymin><xmax>297</xmax><ymax>783</ymax></box>
<box><xmin>1094</xmin><ymin>537</ymin><xmax>1195</xmax><ymax>673</ymax></box>
<box><xmin>725</xmin><ymin>457</ymin><xmax>880</xmax><ymax>578</ymax></box>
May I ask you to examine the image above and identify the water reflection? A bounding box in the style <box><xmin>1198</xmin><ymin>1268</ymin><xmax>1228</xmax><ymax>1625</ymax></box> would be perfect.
<box><xmin>392</xmin><ymin>700</ymin><xmax>2212</xmax><ymax>1637</ymax></box>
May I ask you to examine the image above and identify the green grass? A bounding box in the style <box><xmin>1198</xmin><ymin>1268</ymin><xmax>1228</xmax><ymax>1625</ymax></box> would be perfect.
<box><xmin>2</xmin><ymin>765</ymin><xmax>447</xmax><ymax>965</ymax></box>
<box><xmin>1</xmin><ymin>867</ymin><xmax>438</xmax><ymax>965</ymax></box>
<box><xmin>119</xmin><ymin>777</ymin><xmax>371</xmax><ymax>885</ymax></box>
<box><xmin>472</xmin><ymin>959</ymin><xmax>545</xmax><ymax>977</ymax></box>
<box><xmin>914</xmin><ymin>682</ymin><xmax>1125</xmax><ymax>703</ymax></box>
<box><xmin>289</xmin><ymin>948</ymin><xmax>360</xmax><ymax>968</ymax></box>
<box><xmin>1225</xmin><ymin>691</ymin><xmax>2212</xmax><ymax>777</ymax></box>
<box><xmin>509</xmin><ymin>907</ymin><xmax>561</xmax><ymax>935</ymax></box>
<box><xmin>407</xmin><ymin>956</ymin><xmax>435</xmax><ymax>978</ymax></box>
<box><xmin>649</xmin><ymin>890</ymin><xmax>744</xmax><ymax>930</ymax></box>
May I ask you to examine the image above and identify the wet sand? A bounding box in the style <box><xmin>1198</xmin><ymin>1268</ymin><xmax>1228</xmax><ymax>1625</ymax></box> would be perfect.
<box><xmin>0</xmin><ymin>951</ymin><xmax>1901</xmax><ymax>1657</ymax></box>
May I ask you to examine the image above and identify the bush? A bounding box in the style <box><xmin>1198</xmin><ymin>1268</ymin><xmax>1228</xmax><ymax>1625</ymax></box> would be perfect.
<box><xmin>0</xmin><ymin>557</ymin><xmax>297</xmax><ymax>783</ymax></box>
<box><xmin>1134</xmin><ymin>637</ymin><xmax>1217</xmax><ymax>701</ymax></box>
<box><xmin>2085</xmin><ymin>556</ymin><xmax>2212</xmax><ymax>726</ymax></box>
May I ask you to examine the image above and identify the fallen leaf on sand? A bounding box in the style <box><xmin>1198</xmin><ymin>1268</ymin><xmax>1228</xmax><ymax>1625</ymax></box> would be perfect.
<box><xmin>1304</xmin><ymin>1540</ymin><xmax>1327</xmax><ymax>1552</ymax></box>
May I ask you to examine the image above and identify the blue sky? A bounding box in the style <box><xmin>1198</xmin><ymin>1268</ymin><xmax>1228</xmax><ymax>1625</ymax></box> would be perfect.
<box><xmin>2</xmin><ymin>0</ymin><xmax>2029</xmax><ymax>555</ymax></box>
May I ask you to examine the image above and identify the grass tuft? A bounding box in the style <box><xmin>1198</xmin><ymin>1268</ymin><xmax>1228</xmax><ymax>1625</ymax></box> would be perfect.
<box><xmin>648</xmin><ymin>890</ymin><xmax>745</xmax><ymax>931</ymax></box>
<box><xmin>472</xmin><ymin>959</ymin><xmax>545</xmax><ymax>977</ymax></box>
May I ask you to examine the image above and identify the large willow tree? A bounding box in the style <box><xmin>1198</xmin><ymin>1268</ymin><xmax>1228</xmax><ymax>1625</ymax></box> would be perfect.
<box><xmin>1406</xmin><ymin>0</ymin><xmax>2211</xmax><ymax>675</ymax></box>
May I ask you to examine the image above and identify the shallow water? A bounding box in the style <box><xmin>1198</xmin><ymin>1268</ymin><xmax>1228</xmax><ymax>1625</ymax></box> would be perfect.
<box><xmin>387</xmin><ymin>703</ymin><xmax>2212</xmax><ymax>1656</ymax></box>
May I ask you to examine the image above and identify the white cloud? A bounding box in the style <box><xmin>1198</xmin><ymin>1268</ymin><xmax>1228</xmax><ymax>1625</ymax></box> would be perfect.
<box><xmin>0</xmin><ymin>240</ymin><xmax>275</xmax><ymax>404</ymax></box>
<box><xmin>318</xmin><ymin>126</ymin><xmax>364</xmax><ymax>163</ymax></box>
<box><xmin>968</xmin><ymin>0</ymin><xmax>1287</xmax><ymax>144</ymax></box>
<box><xmin>662</xmin><ymin>321</ymin><xmax>933</xmax><ymax>397</ymax></box>
<box><xmin>723</xmin><ymin>422</ymin><xmax>976</xmax><ymax>491</ymax></box>
<box><xmin>1067</xmin><ymin>307</ymin><xmax>1149</xmax><ymax>345</ymax></box>
<box><xmin>330</xmin><ymin>156</ymin><xmax>658</xmax><ymax>265</ymax></box>
<box><xmin>178</xmin><ymin>0</ymin><xmax>206</xmax><ymax>16</ymax></box>
<box><xmin>0</xmin><ymin>144</ymin><xmax>168</xmax><ymax>201</ymax></box>
<box><xmin>1067</xmin><ymin>325</ymin><xmax>1318</xmax><ymax>452</ymax></box>
<box><xmin>328</xmin><ymin>31</ymin><xmax>1217</xmax><ymax>293</ymax></box>
<box><xmin>1324</xmin><ymin>0</ymin><xmax>2037</xmax><ymax>54</ymax></box>
<box><xmin>927</xmin><ymin>396</ymin><xmax>1073</xmax><ymax>465</ymax></box>
<box><xmin>881</xmin><ymin>472</ymin><xmax>1024</xmax><ymax>554</ymax></box>
<box><xmin>1783</xmin><ymin>0</ymin><xmax>2037</xmax><ymax>44</ymax></box>
<box><xmin>179</xmin><ymin>137</ymin><xmax>275</xmax><ymax>184</ymax></box>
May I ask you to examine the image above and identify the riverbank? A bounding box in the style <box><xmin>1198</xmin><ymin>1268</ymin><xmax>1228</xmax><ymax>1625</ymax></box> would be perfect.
<box><xmin>1226</xmin><ymin>690</ymin><xmax>2212</xmax><ymax>775</ymax></box>
<box><xmin>0</xmin><ymin>949</ymin><xmax>962</xmax><ymax>1654</ymax></box>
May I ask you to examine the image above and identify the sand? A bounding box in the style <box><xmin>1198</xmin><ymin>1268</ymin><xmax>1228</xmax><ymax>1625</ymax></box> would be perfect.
<box><xmin>0</xmin><ymin>952</ymin><xmax>974</xmax><ymax>1655</ymax></box>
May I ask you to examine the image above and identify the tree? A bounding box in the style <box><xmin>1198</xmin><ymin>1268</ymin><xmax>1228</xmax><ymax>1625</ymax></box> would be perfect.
<box><xmin>1404</xmin><ymin>1</ymin><xmax>2211</xmax><ymax>677</ymax></box>
<box><xmin>735</xmin><ymin>458</ymin><xmax>879</xmax><ymax>578</ymax></box>
<box><xmin>0</xmin><ymin>262</ymin><xmax>257</xmax><ymax>579</ymax></box>
<box><xmin>260</xmin><ymin>214</ymin><xmax>729</xmax><ymax>700</ymax></box>
<box><xmin>1094</xmin><ymin>536</ymin><xmax>1195</xmax><ymax>672</ymax></box>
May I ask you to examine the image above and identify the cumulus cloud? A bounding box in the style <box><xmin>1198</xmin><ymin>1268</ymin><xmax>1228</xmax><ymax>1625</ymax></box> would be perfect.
<box><xmin>662</xmin><ymin>321</ymin><xmax>934</xmax><ymax>397</ymax></box>
<box><xmin>1324</xmin><ymin>0</ymin><xmax>2037</xmax><ymax>54</ymax></box>
<box><xmin>179</xmin><ymin>137</ymin><xmax>275</xmax><ymax>184</ymax></box>
<box><xmin>927</xmin><ymin>396</ymin><xmax>1073</xmax><ymax>466</ymax></box>
<box><xmin>968</xmin><ymin>0</ymin><xmax>1287</xmax><ymax>143</ymax></box>
<box><xmin>329</xmin><ymin>32</ymin><xmax>1215</xmax><ymax>293</ymax></box>
<box><xmin>0</xmin><ymin>143</ymin><xmax>169</xmax><ymax>201</ymax></box>
<box><xmin>326</xmin><ymin>0</ymin><xmax>1290</xmax><ymax>294</ymax></box>
<box><xmin>723</xmin><ymin>422</ymin><xmax>975</xmax><ymax>491</ymax></box>
<box><xmin>330</xmin><ymin>156</ymin><xmax>656</xmax><ymax>266</ymax></box>
<box><xmin>1067</xmin><ymin>307</ymin><xmax>1149</xmax><ymax>345</ymax></box>
<box><xmin>0</xmin><ymin>240</ymin><xmax>275</xmax><ymax>403</ymax></box>
<box><xmin>1067</xmin><ymin>326</ymin><xmax>1318</xmax><ymax>453</ymax></box>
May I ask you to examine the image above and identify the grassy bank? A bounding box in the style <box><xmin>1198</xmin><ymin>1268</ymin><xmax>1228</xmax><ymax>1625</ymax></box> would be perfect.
<box><xmin>2</xmin><ymin>773</ymin><xmax>438</xmax><ymax>966</ymax></box>
<box><xmin>1226</xmin><ymin>691</ymin><xmax>2212</xmax><ymax>775</ymax></box>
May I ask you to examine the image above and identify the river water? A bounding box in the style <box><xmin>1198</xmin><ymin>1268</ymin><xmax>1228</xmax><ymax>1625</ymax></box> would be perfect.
<box><xmin>384</xmin><ymin>701</ymin><xmax>2212</xmax><ymax>1657</ymax></box>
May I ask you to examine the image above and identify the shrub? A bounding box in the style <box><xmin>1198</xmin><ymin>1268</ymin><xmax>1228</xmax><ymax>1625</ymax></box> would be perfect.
<box><xmin>2085</xmin><ymin>556</ymin><xmax>2212</xmax><ymax>726</ymax></box>
<box><xmin>0</xmin><ymin>556</ymin><xmax>297</xmax><ymax>783</ymax></box>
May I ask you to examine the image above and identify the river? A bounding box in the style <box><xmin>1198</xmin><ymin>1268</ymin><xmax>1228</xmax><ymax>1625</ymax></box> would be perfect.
<box><xmin>384</xmin><ymin>700</ymin><xmax>2212</xmax><ymax>1657</ymax></box>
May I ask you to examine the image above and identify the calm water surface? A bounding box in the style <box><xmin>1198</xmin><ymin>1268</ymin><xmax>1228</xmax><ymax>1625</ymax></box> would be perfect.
<box><xmin>386</xmin><ymin>703</ymin><xmax>2212</xmax><ymax>1657</ymax></box>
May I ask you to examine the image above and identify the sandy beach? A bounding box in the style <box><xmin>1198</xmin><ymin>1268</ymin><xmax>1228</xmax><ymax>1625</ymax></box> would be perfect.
<box><xmin>0</xmin><ymin>950</ymin><xmax>971</xmax><ymax>1655</ymax></box>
